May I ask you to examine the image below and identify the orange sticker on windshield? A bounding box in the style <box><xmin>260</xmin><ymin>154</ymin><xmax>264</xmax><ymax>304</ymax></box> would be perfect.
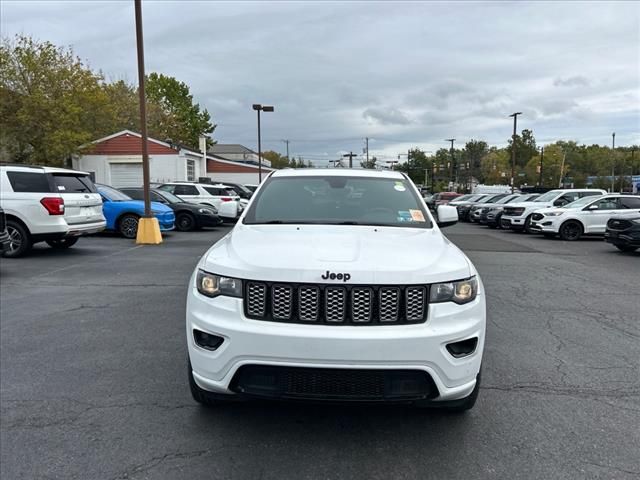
<box><xmin>410</xmin><ymin>209</ymin><xmax>425</xmax><ymax>222</ymax></box>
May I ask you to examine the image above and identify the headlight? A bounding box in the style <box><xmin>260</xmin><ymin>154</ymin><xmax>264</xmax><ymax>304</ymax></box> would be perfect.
<box><xmin>430</xmin><ymin>277</ymin><xmax>478</xmax><ymax>305</ymax></box>
<box><xmin>198</xmin><ymin>208</ymin><xmax>213</xmax><ymax>214</ymax></box>
<box><xmin>545</xmin><ymin>212</ymin><xmax>564</xmax><ymax>217</ymax></box>
<box><xmin>631</xmin><ymin>219</ymin><xmax>640</xmax><ymax>225</ymax></box>
<box><xmin>196</xmin><ymin>270</ymin><xmax>242</xmax><ymax>298</ymax></box>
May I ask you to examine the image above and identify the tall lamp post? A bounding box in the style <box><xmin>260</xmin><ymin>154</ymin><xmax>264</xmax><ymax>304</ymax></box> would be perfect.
<box><xmin>445</xmin><ymin>139</ymin><xmax>455</xmax><ymax>190</ymax></box>
<box><xmin>509</xmin><ymin>112</ymin><xmax>522</xmax><ymax>193</ymax></box>
<box><xmin>611</xmin><ymin>132</ymin><xmax>616</xmax><ymax>193</ymax></box>
<box><xmin>252</xmin><ymin>104</ymin><xmax>274</xmax><ymax>182</ymax></box>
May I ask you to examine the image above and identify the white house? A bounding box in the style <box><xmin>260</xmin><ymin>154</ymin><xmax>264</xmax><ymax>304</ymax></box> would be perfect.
<box><xmin>73</xmin><ymin>131</ymin><xmax>275</xmax><ymax>187</ymax></box>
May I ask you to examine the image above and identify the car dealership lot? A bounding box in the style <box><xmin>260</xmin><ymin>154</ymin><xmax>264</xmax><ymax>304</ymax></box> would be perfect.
<box><xmin>1</xmin><ymin>225</ymin><xmax>638</xmax><ymax>480</ymax></box>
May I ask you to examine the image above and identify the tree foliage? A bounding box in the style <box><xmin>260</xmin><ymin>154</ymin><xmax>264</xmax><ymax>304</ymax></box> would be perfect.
<box><xmin>360</xmin><ymin>156</ymin><xmax>377</xmax><ymax>169</ymax></box>
<box><xmin>1</xmin><ymin>35</ymin><xmax>216</xmax><ymax>166</ymax></box>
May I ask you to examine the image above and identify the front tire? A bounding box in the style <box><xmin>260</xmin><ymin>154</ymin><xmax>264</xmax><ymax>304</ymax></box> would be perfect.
<box><xmin>559</xmin><ymin>220</ymin><xmax>583</xmax><ymax>241</ymax></box>
<box><xmin>176</xmin><ymin>212</ymin><xmax>196</xmax><ymax>232</ymax></box>
<box><xmin>615</xmin><ymin>244</ymin><xmax>638</xmax><ymax>252</ymax></box>
<box><xmin>3</xmin><ymin>220</ymin><xmax>32</xmax><ymax>258</ymax></box>
<box><xmin>46</xmin><ymin>237</ymin><xmax>79</xmax><ymax>249</ymax></box>
<box><xmin>523</xmin><ymin>215</ymin><xmax>534</xmax><ymax>233</ymax></box>
<box><xmin>118</xmin><ymin>214</ymin><xmax>139</xmax><ymax>239</ymax></box>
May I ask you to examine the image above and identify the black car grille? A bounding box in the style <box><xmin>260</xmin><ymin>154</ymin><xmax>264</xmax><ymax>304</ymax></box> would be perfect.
<box><xmin>503</xmin><ymin>207</ymin><xmax>525</xmax><ymax>216</ymax></box>
<box><xmin>607</xmin><ymin>218</ymin><xmax>633</xmax><ymax>231</ymax></box>
<box><xmin>230</xmin><ymin>365</ymin><xmax>438</xmax><ymax>401</ymax></box>
<box><xmin>244</xmin><ymin>281</ymin><xmax>429</xmax><ymax>325</ymax></box>
<box><xmin>532</xmin><ymin>213</ymin><xmax>544</xmax><ymax>221</ymax></box>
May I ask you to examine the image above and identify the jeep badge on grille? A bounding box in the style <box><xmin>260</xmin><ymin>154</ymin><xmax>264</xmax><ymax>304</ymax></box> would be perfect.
<box><xmin>321</xmin><ymin>271</ymin><xmax>351</xmax><ymax>282</ymax></box>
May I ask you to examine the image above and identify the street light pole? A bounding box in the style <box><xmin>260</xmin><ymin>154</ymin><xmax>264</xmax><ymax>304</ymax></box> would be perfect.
<box><xmin>611</xmin><ymin>132</ymin><xmax>616</xmax><ymax>193</ymax></box>
<box><xmin>252</xmin><ymin>104</ymin><xmax>274</xmax><ymax>182</ymax></box>
<box><xmin>509</xmin><ymin>112</ymin><xmax>522</xmax><ymax>193</ymax></box>
<box><xmin>445</xmin><ymin>139</ymin><xmax>455</xmax><ymax>190</ymax></box>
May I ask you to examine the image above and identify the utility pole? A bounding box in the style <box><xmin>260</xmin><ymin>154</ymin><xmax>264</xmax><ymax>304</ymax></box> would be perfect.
<box><xmin>538</xmin><ymin>146</ymin><xmax>544</xmax><ymax>186</ymax></box>
<box><xmin>134</xmin><ymin>0</ymin><xmax>161</xmax><ymax>244</ymax></box>
<box><xmin>558</xmin><ymin>152</ymin><xmax>566</xmax><ymax>188</ymax></box>
<box><xmin>282</xmin><ymin>139</ymin><xmax>290</xmax><ymax>163</ymax></box>
<box><xmin>365</xmin><ymin>137</ymin><xmax>369</xmax><ymax>163</ymax></box>
<box><xmin>343</xmin><ymin>152</ymin><xmax>357</xmax><ymax>168</ymax></box>
<box><xmin>611</xmin><ymin>132</ymin><xmax>615</xmax><ymax>193</ymax></box>
<box><xmin>509</xmin><ymin>112</ymin><xmax>522</xmax><ymax>193</ymax></box>
<box><xmin>445</xmin><ymin>139</ymin><xmax>455</xmax><ymax>190</ymax></box>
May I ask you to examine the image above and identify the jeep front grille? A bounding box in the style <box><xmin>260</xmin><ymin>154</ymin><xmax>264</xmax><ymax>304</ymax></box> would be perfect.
<box><xmin>243</xmin><ymin>282</ymin><xmax>429</xmax><ymax>325</ymax></box>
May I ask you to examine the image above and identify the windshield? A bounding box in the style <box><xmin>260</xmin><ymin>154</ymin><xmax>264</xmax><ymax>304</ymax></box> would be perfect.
<box><xmin>563</xmin><ymin>196</ymin><xmax>599</xmax><ymax>208</ymax></box>
<box><xmin>534</xmin><ymin>190</ymin><xmax>562</xmax><ymax>202</ymax></box>
<box><xmin>244</xmin><ymin>175</ymin><xmax>432</xmax><ymax>228</ymax></box>
<box><xmin>97</xmin><ymin>185</ymin><xmax>132</xmax><ymax>201</ymax></box>
<box><xmin>154</xmin><ymin>189</ymin><xmax>183</xmax><ymax>204</ymax></box>
<box><xmin>495</xmin><ymin>195</ymin><xmax>519</xmax><ymax>205</ymax></box>
<box><xmin>453</xmin><ymin>194</ymin><xmax>473</xmax><ymax>202</ymax></box>
<box><xmin>484</xmin><ymin>194</ymin><xmax>506</xmax><ymax>204</ymax></box>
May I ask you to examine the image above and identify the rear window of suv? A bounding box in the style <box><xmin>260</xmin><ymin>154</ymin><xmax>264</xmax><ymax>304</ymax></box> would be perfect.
<box><xmin>6</xmin><ymin>171</ymin><xmax>52</xmax><ymax>192</ymax></box>
<box><xmin>51</xmin><ymin>173</ymin><xmax>96</xmax><ymax>193</ymax></box>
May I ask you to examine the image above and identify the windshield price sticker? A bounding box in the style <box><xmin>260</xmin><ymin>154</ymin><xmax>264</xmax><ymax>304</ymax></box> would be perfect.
<box><xmin>409</xmin><ymin>209</ymin><xmax>425</xmax><ymax>222</ymax></box>
<box><xmin>394</xmin><ymin>182</ymin><xmax>406</xmax><ymax>192</ymax></box>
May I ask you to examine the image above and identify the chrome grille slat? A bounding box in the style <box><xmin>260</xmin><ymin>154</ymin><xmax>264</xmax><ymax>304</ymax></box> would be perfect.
<box><xmin>405</xmin><ymin>287</ymin><xmax>426</xmax><ymax>321</ymax></box>
<box><xmin>272</xmin><ymin>285</ymin><xmax>293</xmax><ymax>320</ymax></box>
<box><xmin>325</xmin><ymin>287</ymin><xmax>346</xmax><ymax>322</ymax></box>
<box><xmin>246</xmin><ymin>282</ymin><xmax>267</xmax><ymax>317</ymax></box>
<box><xmin>351</xmin><ymin>288</ymin><xmax>373</xmax><ymax>323</ymax></box>
<box><xmin>379</xmin><ymin>287</ymin><xmax>400</xmax><ymax>322</ymax></box>
<box><xmin>244</xmin><ymin>283</ymin><xmax>428</xmax><ymax>325</ymax></box>
<box><xmin>298</xmin><ymin>286</ymin><xmax>320</xmax><ymax>321</ymax></box>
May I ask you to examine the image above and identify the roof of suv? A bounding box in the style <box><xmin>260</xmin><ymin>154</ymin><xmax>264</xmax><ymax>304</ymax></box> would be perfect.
<box><xmin>0</xmin><ymin>165</ymin><xmax>90</xmax><ymax>175</ymax></box>
<box><xmin>270</xmin><ymin>168</ymin><xmax>405</xmax><ymax>179</ymax></box>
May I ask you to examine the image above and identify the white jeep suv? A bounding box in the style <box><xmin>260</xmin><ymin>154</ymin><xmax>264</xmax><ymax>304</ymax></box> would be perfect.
<box><xmin>500</xmin><ymin>188</ymin><xmax>606</xmax><ymax>232</ymax></box>
<box><xmin>530</xmin><ymin>194</ymin><xmax>640</xmax><ymax>240</ymax></box>
<box><xmin>186</xmin><ymin>169</ymin><xmax>486</xmax><ymax>411</ymax></box>
<box><xmin>0</xmin><ymin>165</ymin><xmax>106</xmax><ymax>257</ymax></box>
<box><xmin>158</xmin><ymin>182</ymin><xmax>243</xmax><ymax>222</ymax></box>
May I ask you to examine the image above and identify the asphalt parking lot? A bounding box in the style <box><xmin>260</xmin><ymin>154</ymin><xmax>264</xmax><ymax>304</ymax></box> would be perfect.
<box><xmin>1</xmin><ymin>224</ymin><xmax>638</xmax><ymax>480</ymax></box>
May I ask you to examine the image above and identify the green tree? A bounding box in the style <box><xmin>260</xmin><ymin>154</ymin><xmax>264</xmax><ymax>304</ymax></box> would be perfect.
<box><xmin>145</xmin><ymin>72</ymin><xmax>215</xmax><ymax>149</ymax></box>
<box><xmin>480</xmin><ymin>148</ymin><xmax>510</xmax><ymax>185</ymax></box>
<box><xmin>0</xmin><ymin>35</ymin><xmax>113</xmax><ymax>165</ymax></box>
<box><xmin>508</xmin><ymin>129</ymin><xmax>537</xmax><ymax>168</ymax></box>
<box><xmin>360</xmin><ymin>156</ymin><xmax>377</xmax><ymax>169</ymax></box>
<box><xmin>463</xmin><ymin>139</ymin><xmax>488</xmax><ymax>182</ymax></box>
<box><xmin>261</xmin><ymin>150</ymin><xmax>290</xmax><ymax>169</ymax></box>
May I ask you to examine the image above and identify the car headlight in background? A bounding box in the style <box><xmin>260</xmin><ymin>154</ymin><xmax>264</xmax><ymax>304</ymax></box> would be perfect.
<box><xmin>544</xmin><ymin>212</ymin><xmax>564</xmax><ymax>217</ymax></box>
<box><xmin>198</xmin><ymin>208</ymin><xmax>214</xmax><ymax>215</ymax></box>
<box><xmin>430</xmin><ymin>277</ymin><xmax>478</xmax><ymax>305</ymax></box>
<box><xmin>196</xmin><ymin>270</ymin><xmax>243</xmax><ymax>298</ymax></box>
<box><xmin>631</xmin><ymin>219</ymin><xmax>640</xmax><ymax>225</ymax></box>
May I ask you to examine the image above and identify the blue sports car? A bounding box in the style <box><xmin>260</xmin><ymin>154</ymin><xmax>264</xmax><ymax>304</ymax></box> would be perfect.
<box><xmin>96</xmin><ymin>184</ymin><xmax>175</xmax><ymax>238</ymax></box>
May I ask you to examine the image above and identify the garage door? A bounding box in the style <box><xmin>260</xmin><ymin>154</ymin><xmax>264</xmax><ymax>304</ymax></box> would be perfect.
<box><xmin>110</xmin><ymin>163</ymin><xmax>143</xmax><ymax>188</ymax></box>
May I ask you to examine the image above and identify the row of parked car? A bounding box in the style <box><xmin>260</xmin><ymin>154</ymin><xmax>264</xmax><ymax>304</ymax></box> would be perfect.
<box><xmin>0</xmin><ymin>164</ymin><xmax>254</xmax><ymax>258</ymax></box>
<box><xmin>437</xmin><ymin>188</ymin><xmax>640</xmax><ymax>252</ymax></box>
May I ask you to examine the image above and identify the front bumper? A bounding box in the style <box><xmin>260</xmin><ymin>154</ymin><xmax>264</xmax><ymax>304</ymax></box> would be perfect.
<box><xmin>529</xmin><ymin>217</ymin><xmax>561</xmax><ymax>233</ymax></box>
<box><xmin>196</xmin><ymin>213</ymin><xmax>223</xmax><ymax>228</ymax></box>
<box><xmin>187</xmin><ymin>283</ymin><xmax>486</xmax><ymax>403</ymax></box>
<box><xmin>501</xmin><ymin>215</ymin><xmax>526</xmax><ymax>230</ymax></box>
<box><xmin>605</xmin><ymin>227</ymin><xmax>640</xmax><ymax>247</ymax></box>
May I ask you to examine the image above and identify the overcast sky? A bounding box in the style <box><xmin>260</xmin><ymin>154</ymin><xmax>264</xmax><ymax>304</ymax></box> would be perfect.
<box><xmin>2</xmin><ymin>0</ymin><xmax>639</xmax><ymax>165</ymax></box>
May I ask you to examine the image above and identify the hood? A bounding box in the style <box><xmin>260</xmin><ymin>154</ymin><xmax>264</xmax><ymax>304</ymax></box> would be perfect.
<box><xmin>507</xmin><ymin>201</ymin><xmax>551</xmax><ymax>209</ymax></box>
<box><xmin>201</xmin><ymin>224</ymin><xmax>472</xmax><ymax>285</ymax></box>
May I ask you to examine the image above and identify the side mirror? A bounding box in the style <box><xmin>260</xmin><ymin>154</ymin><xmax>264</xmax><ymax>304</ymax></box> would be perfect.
<box><xmin>437</xmin><ymin>205</ymin><xmax>458</xmax><ymax>228</ymax></box>
<box><xmin>587</xmin><ymin>204</ymin><xmax>598</xmax><ymax>210</ymax></box>
<box><xmin>554</xmin><ymin>199</ymin><xmax>566</xmax><ymax>207</ymax></box>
